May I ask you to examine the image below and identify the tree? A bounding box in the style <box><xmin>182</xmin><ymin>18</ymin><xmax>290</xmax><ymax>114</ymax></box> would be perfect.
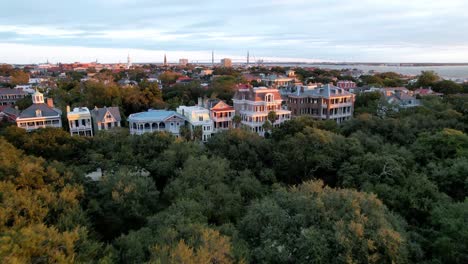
<box><xmin>267</xmin><ymin>111</ymin><xmax>277</xmax><ymax>124</ymax></box>
<box><xmin>164</xmin><ymin>155</ymin><xmax>243</xmax><ymax>224</ymax></box>
<box><xmin>414</xmin><ymin>71</ymin><xmax>440</xmax><ymax>88</ymax></box>
<box><xmin>149</xmin><ymin>227</ymin><xmax>236</xmax><ymax>264</ymax></box>
<box><xmin>87</xmin><ymin>169</ymin><xmax>159</xmax><ymax>241</ymax></box>
<box><xmin>429</xmin><ymin>200</ymin><xmax>468</xmax><ymax>263</ymax></box>
<box><xmin>10</xmin><ymin>70</ymin><xmax>29</xmax><ymax>85</ymax></box>
<box><xmin>432</xmin><ymin>80</ymin><xmax>463</xmax><ymax>94</ymax></box>
<box><xmin>239</xmin><ymin>180</ymin><xmax>409</xmax><ymax>264</ymax></box>
<box><xmin>193</xmin><ymin>125</ymin><xmax>203</xmax><ymax>141</ymax></box>
<box><xmin>232</xmin><ymin>115</ymin><xmax>241</xmax><ymax>128</ymax></box>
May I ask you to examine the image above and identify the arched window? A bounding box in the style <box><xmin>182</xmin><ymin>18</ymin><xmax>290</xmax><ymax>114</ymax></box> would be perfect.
<box><xmin>265</xmin><ymin>94</ymin><xmax>274</xmax><ymax>102</ymax></box>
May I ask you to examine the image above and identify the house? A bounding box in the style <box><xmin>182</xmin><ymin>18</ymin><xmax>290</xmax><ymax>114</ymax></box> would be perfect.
<box><xmin>204</xmin><ymin>98</ymin><xmax>235</xmax><ymax>132</ymax></box>
<box><xmin>221</xmin><ymin>58</ymin><xmax>232</xmax><ymax>68</ymax></box>
<box><xmin>0</xmin><ymin>105</ymin><xmax>20</xmax><ymax>122</ymax></box>
<box><xmin>91</xmin><ymin>106</ymin><xmax>122</xmax><ymax>133</ymax></box>
<box><xmin>414</xmin><ymin>88</ymin><xmax>443</xmax><ymax>97</ymax></box>
<box><xmin>0</xmin><ymin>88</ymin><xmax>27</xmax><ymax>105</ymax></box>
<box><xmin>336</xmin><ymin>80</ymin><xmax>357</xmax><ymax>91</ymax></box>
<box><xmin>176</xmin><ymin>76</ymin><xmax>193</xmax><ymax>84</ymax></box>
<box><xmin>233</xmin><ymin>87</ymin><xmax>291</xmax><ymax>136</ymax></box>
<box><xmin>16</xmin><ymin>90</ymin><xmax>62</xmax><ymax>131</ymax></box>
<box><xmin>128</xmin><ymin>110</ymin><xmax>185</xmax><ymax>136</ymax></box>
<box><xmin>177</xmin><ymin>103</ymin><xmax>214</xmax><ymax>142</ymax></box>
<box><xmin>386</xmin><ymin>91</ymin><xmax>421</xmax><ymax>109</ymax></box>
<box><xmin>67</xmin><ymin>106</ymin><xmax>93</xmax><ymax>137</ymax></box>
<box><xmin>287</xmin><ymin>84</ymin><xmax>355</xmax><ymax>124</ymax></box>
<box><xmin>262</xmin><ymin>74</ymin><xmax>294</xmax><ymax>88</ymax></box>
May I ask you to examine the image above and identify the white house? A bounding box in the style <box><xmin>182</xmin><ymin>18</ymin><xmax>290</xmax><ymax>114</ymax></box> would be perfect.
<box><xmin>67</xmin><ymin>106</ymin><xmax>93</xmax><ymax>137</ymax></box>
<box><xmin>16</xmin><ymin>90</ymin><xmax>62</xmax><ymax>131</ymax></box>
<box><xmin>128</xmin><ymin>110</ymin><xmax>185</xmax><ymax>136</ymax></box>
<box><xmin>177</xmin><ymin>104</ymin><xmax>214</xmax><ymax>142</ymax></box>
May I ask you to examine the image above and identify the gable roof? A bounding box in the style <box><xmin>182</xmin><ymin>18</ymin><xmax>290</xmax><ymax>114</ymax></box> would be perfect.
<box><xmin>92</xmin><ymin>106</ymin><xmax>121</xmax><ymax>122</ymax></box>
<box><xmin>18</xmin><ymin>103</ymin><xmax>61</xmax><ymax>119</ymax></box>
<box><xmin>211</xmin><ymin>101</ymin><xmax>234</xmax><ymax>111</ymax></box>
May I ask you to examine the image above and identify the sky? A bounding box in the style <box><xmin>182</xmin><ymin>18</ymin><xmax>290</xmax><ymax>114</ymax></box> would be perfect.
<box><xmin>1</xmin><ymin>0</ymin><xmax>468</xmax><ymax>64</ymax></box>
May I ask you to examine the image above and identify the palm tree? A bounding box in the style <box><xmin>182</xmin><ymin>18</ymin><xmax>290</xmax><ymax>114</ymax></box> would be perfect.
<box><xmin>267</xmin><ymin>111</ymin><xmax>277</xmax><ymax>125</ymax></box>
<box><xmin>233</xmin><ymin>115</ymin><xmax>241</xmax><ymax>128</ymax></box>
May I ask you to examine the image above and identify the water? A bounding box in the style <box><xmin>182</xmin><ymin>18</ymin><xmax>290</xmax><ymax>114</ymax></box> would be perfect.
<box><xmin>305</xmin><ymin>64</ymin><xmax>468</xmax><ymax>80</ymax></box>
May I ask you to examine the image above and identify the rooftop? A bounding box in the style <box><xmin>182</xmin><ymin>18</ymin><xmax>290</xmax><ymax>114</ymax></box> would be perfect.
<box><xmin>128</xmin><ymin>110</ymin><xmax>184</xmax><ymax>122</ymax></box>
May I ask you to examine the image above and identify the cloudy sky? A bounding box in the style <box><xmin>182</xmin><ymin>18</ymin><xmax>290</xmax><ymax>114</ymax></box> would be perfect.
<box><xmin>1</xmin><ymin>0</ymin><xmax>468</xmax><ymax>63</ymax></box>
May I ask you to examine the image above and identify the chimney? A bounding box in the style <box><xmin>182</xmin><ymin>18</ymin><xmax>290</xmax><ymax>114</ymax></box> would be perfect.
<box><xmin>66</xmin><ymin>105</ymin><xmax>71</xmax><ymax>113</ymax></box>
<box><xmin>198</xmin><ymin>97</ymin><xmax>202</xmax><ymax>107</ymax></box>
<box><xmin>47</xmin><ymin>98</ymin><xmax>54</xmax><ymax>108</ymax></box>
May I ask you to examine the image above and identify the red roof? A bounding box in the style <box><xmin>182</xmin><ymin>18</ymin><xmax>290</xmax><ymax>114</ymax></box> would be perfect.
<box><xmin>177</xmin><ymin>76</ymin><xmax>192</xmax><ymax>81</ymax></box>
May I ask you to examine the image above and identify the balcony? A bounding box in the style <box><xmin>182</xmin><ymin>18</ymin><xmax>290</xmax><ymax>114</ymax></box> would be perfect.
<box><xmin>212</xmin><ymin>116</ymin><xmax>233</xmax><ymax>122</ymax></box>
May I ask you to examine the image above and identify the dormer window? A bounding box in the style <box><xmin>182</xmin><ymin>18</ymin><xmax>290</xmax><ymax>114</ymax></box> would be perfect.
<box><xmin>265</xmin><ymin>94</ymin><xmax>274</xmax><ymax>102</ymax></box>
<box><xmin>35</xmin><ymin>109</ymin><xmax>42</xmax><ymax>117</ymax></box>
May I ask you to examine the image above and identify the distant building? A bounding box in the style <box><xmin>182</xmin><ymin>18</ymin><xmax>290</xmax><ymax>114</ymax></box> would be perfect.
<box><xmin>91</xmin><ymin>106</ymin><xmax>121</xmax><ymax>133</ymax></box>
<box><xmin>286</xmin><ymin>70</ymin><xmax>296</xmax><ymax>77</ymax></box>
<box><xmin>204</xmin><ymin>98</ymin><xmax>235</xmax><ymax>132</ymax></box>
<box><xmin>179</xmin><ymin>58</ymin><xmax>189</xmax><ymax>66</ymax></box>
<box><xmin>414</xmin><ymin>88</ymin><xmax>443</xmax><ymax>97</ymax></box>
<box><xmin>126</xmin><ymin>54</ymin><xmax>132</xmax><ymax>69</ymax></box>
<box><xmin>16</xmin><ymin>90</ymin><xmax>62</xmax><ymax>131</ymax></box>
<box><xmin>0</xmin><ymin>88</ymin><xmax>27</xmax><ymax>105</ymax></box>
<box><xmin>233</xmin><ymin>87</ymin><xmax>291</xmax><ymax>136</ymax></box>
<box><xmin>221</xmin><ymin>58</ymin><xmax>232</xmax><ymax>68</ymax></box>
<box><xmin>67</xmin><ymin>106</ymin><xmax>93</xmax><ymax>137</ymax></box>
<box><xmin>287</xmin><ymin>84</ymin><xmax>355</xmax><ymax>124</ymax></box>
<box><xmin>0</xmin><ymin>105</ymin><xmax>20</xmax><ymax>122</ymax></box>
<box><xmin>177</xmin><ymin>103</ymin><xmax>214</xmax><ymax>142</ymax></box>
<box><xmin>386</xmin><ymin>90</ymin><xmax>421</xmax><ymax>109</ymax></box>
<box><xmin>176</xmin><ymin>76</ymin><xmax>193</xmax><ymax>84</ymax></box>
<box><xmin>200</xmin><ymin>69</ymin><xmax>214</xmax><ymax>77</ymax></box>
<box><xmin>262</xmin><ymin>74</ymin><xmax>294</xmax><ymax>88</ymax></box>
<box><xmin>128</xmin><ymin>110</ymin><xmax>185</xmax><ymax>136</ymax></box>
<box><xmin>336</xmin><ymin>80</ymin><xmax>357</xmax><ymax>91</ymax></box>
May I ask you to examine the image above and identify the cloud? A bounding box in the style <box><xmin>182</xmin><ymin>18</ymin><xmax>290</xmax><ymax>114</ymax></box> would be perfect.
<box><xmin>1</xmin><ymin>0</ymin><xmax>468</xmax><ymax>62</ymax></box>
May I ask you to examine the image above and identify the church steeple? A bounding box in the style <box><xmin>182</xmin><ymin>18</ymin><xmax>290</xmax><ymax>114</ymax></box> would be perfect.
<box><xmin>126</xmin><ymin>53</ymin><xmax>132</xmax><ymax>69</ymax></box>
<box><xmin>164</xmin><ymin>53</ymin><xmax>167</xmax><ymax>66</ymax></box>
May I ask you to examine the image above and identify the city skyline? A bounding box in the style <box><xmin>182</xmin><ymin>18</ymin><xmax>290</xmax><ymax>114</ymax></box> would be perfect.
<box><xmin>1</xmin><ymin>0</ymin><xmax>468</xmax><ymax>63</ymax></box>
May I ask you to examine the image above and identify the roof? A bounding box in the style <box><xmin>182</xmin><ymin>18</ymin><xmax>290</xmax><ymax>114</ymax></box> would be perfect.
<box><xmin>18</xmin><ymin>103</ymin><xmax>62</xmax><ymax>118</ymax></box>
<box><xmin>210</xmin><ymin>100</ymin><xmax>234</xmax><ymax>111</ymax></box>
<box><xmin>0</xmin><ymin>88</ymin><xmax>27</xmax><ymax>96</ymax></box>
<box><xmin>91</xmin><ymin>106</ymin><xmax>121</xmax><ymax>122</ymax></box>
<box><xmin>128</xmin><ymin>110</ymin><xmax>184</xmax><ymax>122</ymax></box>
<box><xmin>290</xmin><ymin>84</ymin><xmax>353</xmax><ymax>99</ymax></box>
<box><xmin>233</xmin><ymin>87</ymin><xmax>282</xmax><ymax>102</ymax></box>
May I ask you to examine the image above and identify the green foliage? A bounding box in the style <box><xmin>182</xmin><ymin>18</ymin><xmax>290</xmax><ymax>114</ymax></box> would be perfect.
<box><xmin>414</xmin><ymin>71</ymin><xmax>440</xmax><ymax>88</ymax></box>
<box><xmin>87</xmin><ymin>169</ymin><xmax>159</xmax><ymax>241</ymax></box>
<box><xmin>429</xmin><ymin>200</ymin><xmax>468</xmax><ymax>263</ymax></box>
<box><xmin>240</xmin><ymin>181</ymin><xmax>409</xmax><ymax>264</ymax></box>
<box><xmin>1</xmin><ymin>70</ymin><xmax>467</xmax><ymax>263</ymax></box>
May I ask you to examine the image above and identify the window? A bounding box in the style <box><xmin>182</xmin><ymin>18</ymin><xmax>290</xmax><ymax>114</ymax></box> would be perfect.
<box><xmin>81</xmin><ymin>119</ymin><xmax>86</xmax><ymax>126</ymax></box>
<box><xmin>75</xmin><ymin>120</ymin><xmax>79</xmax><ymax>127</ymax></box>
<box><xmin>199</xmin><ymin>116</ymin><xmax>203</xmax><ymax>121</ymax></box>
<box><xmin>107</xmin><ymin>123</ymin><xmax>111</xmax><ymax>128</ymax></box>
